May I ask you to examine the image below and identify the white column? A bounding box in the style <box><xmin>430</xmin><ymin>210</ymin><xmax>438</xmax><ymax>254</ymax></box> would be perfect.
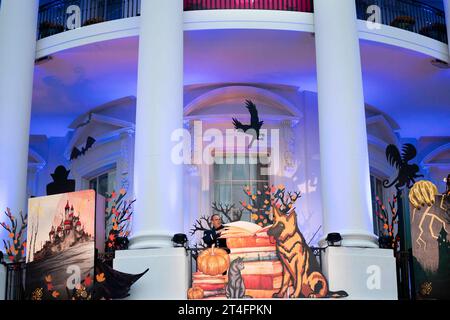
<box><xmin>314</xmin><ymin>0</ymin><xmax>377</xmax><ymax>248</ymax></box>
<box><xmin>0</xmin><ymin>1</ymin><xmax>39</xmax><ymax>216</ymax></box>
<box><xmin>444</xmin><ymin>0</ymin><xmax>450</xmax><ymax>58</ymax></box>
<box><xmin>130</xmin><ymin>0</ymin><xmax>184</xmax><ymax>249</ymax></box>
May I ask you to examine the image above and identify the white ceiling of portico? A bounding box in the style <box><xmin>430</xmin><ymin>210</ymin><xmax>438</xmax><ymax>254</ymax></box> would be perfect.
<box><xmin>31</xmin><ymin>29</ymin><xmax>450</xmax><ymax>139</ymax></box>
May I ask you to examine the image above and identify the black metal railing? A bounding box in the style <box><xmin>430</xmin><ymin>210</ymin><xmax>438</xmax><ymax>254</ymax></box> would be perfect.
<box><xmin>3</xmin><ymin>262</ymin><xmax>26</xmax><ymax>301</ymax></box>
<box><xmin>37</xmin><ymin>0</ymin><xmax>141</xmax><ymax>39</ymax></box>
<box><xmin>183</xmin><ymin>0</ymin><xmax>314</xmax><ymax>12</ymax></box>
<box><xmin>356</xmin><ymin>0</ymin><xmax>448</xmax><ymax>43</ymax></box>
<box><xmin>37</xmin><ymin>0</ymin><xmax>448</xmax><ymax>44</ymax></box>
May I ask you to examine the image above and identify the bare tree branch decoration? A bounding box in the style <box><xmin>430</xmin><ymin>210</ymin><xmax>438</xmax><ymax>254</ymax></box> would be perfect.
<box><xmin>273</xmin><ymin>186</ymin><xmax>302</xmax><ymax>215</ymax></box>
<box><xmin>1</xmin><ymin>208</ymin><xmax>28</xmax><ymax>263</ymax></box>
<box><xmin>211</xmin><ymin>202</ymin><xmax>236</xmax><ymax>223</ymax></box>
<box><xmin>189</xmin><ymin>215</ymin><xmax>212</xmax><ymax>236</ymax></box>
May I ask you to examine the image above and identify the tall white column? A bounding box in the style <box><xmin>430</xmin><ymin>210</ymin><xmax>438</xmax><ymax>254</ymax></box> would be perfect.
<box><xmin>314</xmin><ymin>0</ymin><xmax>377</xmax><ymax>248</ymax></box>
<box><xmin>0</xmin><ymin>1</ymin><xmax>39</xmax><ymax>216</ymax></box>
<box><xmin>444</xmin><ymin>0</ymin><xmax>450</xmax><ymax>58</ymax></box>
<box><xmin>130</xmin><ymin>0</ymin><xmax>184</xmax><ymax>249</ymax></box>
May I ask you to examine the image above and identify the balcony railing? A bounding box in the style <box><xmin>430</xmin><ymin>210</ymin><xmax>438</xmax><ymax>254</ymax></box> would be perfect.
<box><xmin>356</xmin><ymin>0</ymin><xmax>448</xmax><ymax>43</ymax></box>
<box><xmin>183</xmin><ymin>0</ymin><xmax>314</xmax><ymax>12</ymax></box>
<box><xmin>37</xmin><ymin>0</ymin><xmax>448</xmax><ymax>44</ymax></box>
<box><xmin>38</xmin><ymin>0</ymin><xmax>141</xmax><ymax>39</ymax></box>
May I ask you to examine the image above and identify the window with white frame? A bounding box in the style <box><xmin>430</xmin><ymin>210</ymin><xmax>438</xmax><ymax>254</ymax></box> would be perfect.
<box><xmin>88</xmin><ymin>168</ymin><xmax>117</xmax><ymax>197</ymax></box>
<box><xmin>370</xmin><ymin>174</ymin><xmax>386</xmax><ymax>235</ymax></box>
<box><xmin>213</xmin><ymin>155</ymin><xmax>270</xmax><ymax>222</ymax></box>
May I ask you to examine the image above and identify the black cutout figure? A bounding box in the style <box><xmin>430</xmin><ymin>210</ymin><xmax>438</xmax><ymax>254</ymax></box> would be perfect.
<box><xmin>94</xmin><ymin>253</ymin><xmax>149</xmax><ymax>300</ymax></box>
<box><xmin>383</xmin><ymin>143</ymin><xmax>423</xmax><ymax>299</ymax></box>
<box><xmin>70</xmin><ymin>136</ymin><xmax>96</xmax><ymax>160</ymax></box>
<box><xmin>232</xmin><ymin>100</ymin><xmax>264</xmax><ymax>144</ymax></box>
<box><xmin>46</xmin><ymin>166</ymin><xmax>76</xmax><ymax>196</ymax></box>
<box><xmin>383</xmin><ymin>143</ymin><xmax>424</xmax><ymax>190</ymax></box>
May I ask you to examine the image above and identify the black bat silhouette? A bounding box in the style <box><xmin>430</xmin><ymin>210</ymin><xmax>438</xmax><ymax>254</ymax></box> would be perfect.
<box><xmin>70</xmin><ymin>136</ymin><xmax>96</xmax><ymax>160</ymax></box>
<box><xmin>383</xmin><ymin>143</ymin><xmax>423</xmax><ymax>190</ymax></box>
<box><xmin>232</xmin><ymin>100</ymin><xmax>264</xmax><ymax>144</ymax></box>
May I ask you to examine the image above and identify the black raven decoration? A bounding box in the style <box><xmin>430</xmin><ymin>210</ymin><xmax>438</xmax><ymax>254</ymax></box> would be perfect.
<box><xmin>383</xmin><ymin>143</ymin><xmax>423</xmax><ymax>190</ymax></box>
<box><xmin>232</xmin><ymin>100</ymin><xmax>264</xmax><ymax>144</ymax></box>
<box><xmin>70</xmin><ymin>136</ymin><xmax>96</xmax><ymax>160</ymax></box>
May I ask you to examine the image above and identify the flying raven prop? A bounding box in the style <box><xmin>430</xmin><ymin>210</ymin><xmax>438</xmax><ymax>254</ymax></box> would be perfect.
<box><xmin>70</xmin><ymin>136</ymin><xmax>96</xmax><ymax>160</ymax></box>
<box><xmin>384</xmin><ymin>143</ymin><xmax>423</xmax><ymax>190</ymax></box>
<box><xmin>232</xmin><ymin>100</ymin><xmax>264</xmax><ymax>144</ymax></box>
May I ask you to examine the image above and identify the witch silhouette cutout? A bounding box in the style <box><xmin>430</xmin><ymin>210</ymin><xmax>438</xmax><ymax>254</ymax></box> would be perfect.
<box><xmin>46</xmin><ymin>165</ymin><xmax>76</xmax><ymax>196</ymax></box>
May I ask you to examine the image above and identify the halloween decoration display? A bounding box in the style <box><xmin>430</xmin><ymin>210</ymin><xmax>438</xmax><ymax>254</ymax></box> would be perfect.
<box><xmin>384</xmin><ymin>144</ymin><xmax>424</xmax><ymax>190</ymax></box>
<box><xmin>409</xmin><ymin>179</ymin><xmax>450</xmax><ymax>300</ymax></box>
<box><xmin>197</xmin><ymin>245</ymin><xmax>230</xmax><ymax>276</ymax></box>
<box><xmin>190</xmin><ymin>202</ymin><xmax>244</xmax><ymax>257</ymax></box>
<box><xmin>266</xmin><ymin>189</ymin><xmax>347</xmax><ymax>298</ymax></box>
<box><xmin>104</xmin><ymin>189</ymin><xmax>134</xmax><ymax>252</ymax></box>
<box><xmin>190</xmin><ymin>186</ymin><xmax>347</xmax><ymax>299</ymax></box>
<box><xmin>0</xmin><ymin>208</ymin><xmax>27</xmax><ymax>263</ymax></box>
<box><xmin>25</xmin><ymin>190</ymin><xmax>105</xmax><ymax>300</ymax></box>
<box><xmin>232</xmin><ymin>100</ymin><xmax>264</xmax><ymax>145</ymax></box>
<box><xmin>211</xmin><ymin>202</ymin><xmax>243</xmax><ymax>224</ymax></box>
<box><xmin>93</xmin><ymin>257</ymin><xmax>148</xmax><ymax>300</ymax></box>
<box><xmin>187</xmin><ymin>287</ymin><xmax>204</xmax><ymax>300</ymax></box>
<box><xmin>225</xmin><ymin>257</ymin><xmax>249</xmax><ymax>299</ymax></box>
<box><xmin>240</xmin><ymin>185</ymin><xmax>275</xmax><ymax>227</ymax></box>
<box><xmin>383</xmin><ymin>143</ymin><xmax>422</xmax><ymax>299</ymax></box>
<box><xmin>70</xmin><ymin>136</ymin><xmax>96</xmax><ymax>160</ymax></box>
<box><xmin>31</xmin><ymin>254</ymin><xmax>148</xmax><ymax>300</ymax></box>
<box><xmin>383</xmin><ymin>143</ymin><xmax>423</xmax><ymax>250</ymax></box>
<box><xmin>46</xmin><ymin>165</ymin><xmax>76</xmax><ymax>196</ymax></box>
<box><xmin>374</xmin><ymin>196</ymin><xmax>400</xmax><ymax>250</ymax></box>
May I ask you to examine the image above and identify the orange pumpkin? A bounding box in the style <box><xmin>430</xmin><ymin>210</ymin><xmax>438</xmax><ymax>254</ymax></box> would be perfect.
<box><xmin>197</xmin><ymin>245</ymin><xmax>230</xmax><ymax>276</ymax></box>
<box><xmin>187</xmin><ymin>287</ymin><xmax>204</xmax><ymax>300</ymax></box>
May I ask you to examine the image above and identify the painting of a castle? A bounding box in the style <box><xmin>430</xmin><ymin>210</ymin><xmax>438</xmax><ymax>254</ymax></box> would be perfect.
<box><xmin>25</xmin><ymin>190</ymin><xmax>100</xmax><ymax>300</ymax></box>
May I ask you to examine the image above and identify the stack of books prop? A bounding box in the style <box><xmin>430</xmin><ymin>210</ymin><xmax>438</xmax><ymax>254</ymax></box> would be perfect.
<box><xmin>190</xmin><ymin>245</ymin><xmax>229</xmax><ymax>299</ymax></box>
<box><xmin>221</xmin><ymin>221</ymin><xmax>284</xmax><ymax>299</ymax></box>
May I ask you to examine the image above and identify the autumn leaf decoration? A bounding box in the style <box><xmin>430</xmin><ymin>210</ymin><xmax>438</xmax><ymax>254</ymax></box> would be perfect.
<box><xmin>105</xmin><ymin>189</ymin><xmax>135</xmax><ymax>252</ymax></box>
<box><xmin>44</xmin><ymin>274</ymin><xmax>61</xmax><ymax>299</ymax></box>
<box><xmin>1</xmin><ymin>208</ymin><xmax>27</xmax><ymax>263</ymax></box>
<box><xmin>240</xmin><ymin>184</ymin><xmax>275</xmax><ymax>227</ymax></box>
<box><xmin>375</xmin><ymin>195</ymin><xmax>400</xmax><ymax>250</ymax></box>
<box><xmin>96</xmin><ymin>273</ymin><xmax>106</xmax><ymax>283</ymax></box>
